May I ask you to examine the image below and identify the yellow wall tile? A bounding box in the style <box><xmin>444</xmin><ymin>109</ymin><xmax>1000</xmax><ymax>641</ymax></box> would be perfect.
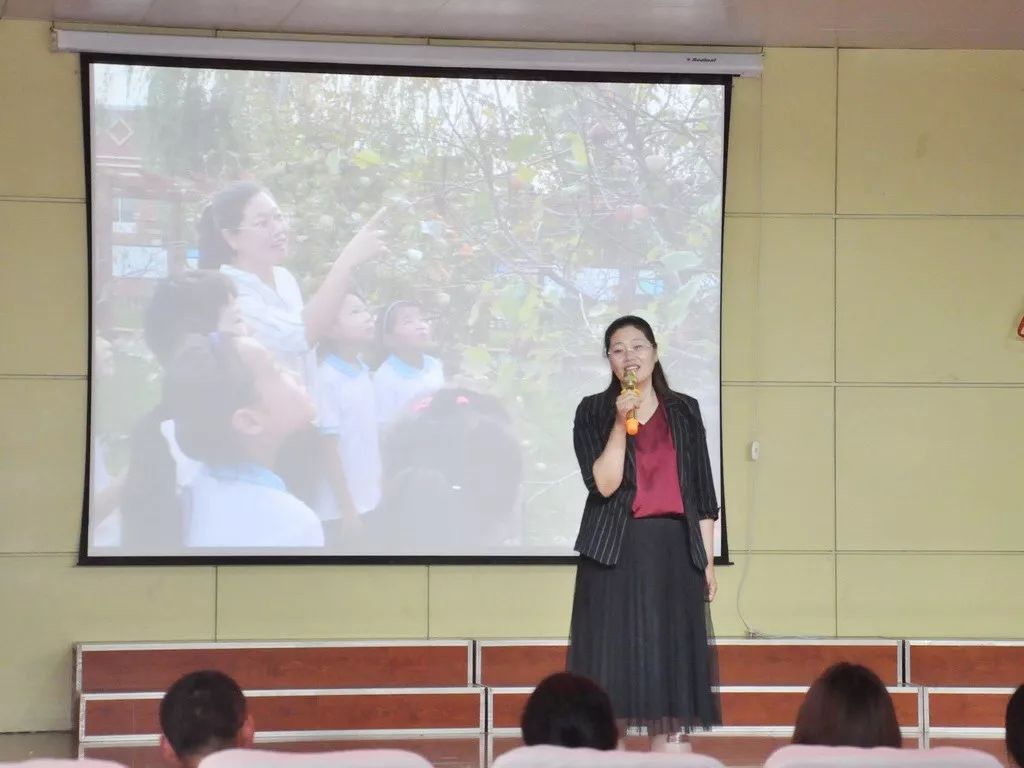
<box><xmin>836</xmin><ymin>387</ymin><xmax>1024</xmax><ymax>552</ymax></box>
<box><xmin>837</xmin><ymin>50</ymin><xmax>1024</xmax><ymax>215</ymax></box>
<box><xmin>723</xmin><ymin>216</ymin><xmax>834</xmax><ymax>382</ymax></box>
<box><xmin>0</xmin><ymin>555</ymin><xmax>214</xmax><ymax>731</ymax></box>
<box><xmin>215</xmin><ymin>566</ymin><xmax>429</xmax><ymax>639</ymax></box>
<box><xmin>0</xmin><ymin>201</ymin><xmax>88</xmax><ymax>376</ymax></box>
<box><xmin>428</xmin><ymin>565</ymin><xmax>575</xmax><ymax>638</ymax></box>
<box><xmin>759</xmin><ymin>49</ymin><xmax>836</xmax><ymax>214</ymax></box>
<box><xmin>837</xmin><ymin>554</ymin><xmax>1024</xmax><ymax>637</ymax></box>
<box><xmin>723</xmin><ymin>385</ymin><xmax>834</xmax><ymax>552</ymax></box>
<box><xmin>836</xmin><ymin>218</ymin><xmax>1024</xmax><ymax>383</ymax></box>
<box><xmin>713</xmin><ymin>553</ymin><xmax>836</xmax><ymax>637</ymax></box>
<box><xmin>0</xmin><ymin>21</ymin><xmax>84</xmax><ymax>200</ymax></box>
<box><xmin>0</xmin><ymin>379</ymin><xmax>86</xmax><ymax>554</ymax></box>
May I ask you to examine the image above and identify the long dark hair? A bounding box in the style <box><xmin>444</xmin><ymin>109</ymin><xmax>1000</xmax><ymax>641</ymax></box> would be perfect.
<box><xmin>520</xmin><ymin>672</ymin><xmax>617</xmax><ymax>750</ymax></box>
<box><xmin>197</xmin><ymin>181</ymin><xmax>265</xmax><ymax>270</ymax></box>
<box><xmin>602</xmin><ymin>315</ymin><xmax>672</xmax><ymax>400</ymax></box>
<box><xmin>792</xmin><ymin>662</ymin><xmax>902</xmax><ymax>748</ymax></box>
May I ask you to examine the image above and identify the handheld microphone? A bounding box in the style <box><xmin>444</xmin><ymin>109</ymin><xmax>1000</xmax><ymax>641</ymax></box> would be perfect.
<box><xmin>622</xmin><ymin>368</ymin><xmax>640</xmax><ymax>436</ymax></box>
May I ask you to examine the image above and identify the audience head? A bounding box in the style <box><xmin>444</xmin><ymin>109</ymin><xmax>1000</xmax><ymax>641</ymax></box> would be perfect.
<box><xmin>159</xmin><ymin>670</ymin><xmax>254</xmax><ymax>768</ymax></box>
<box><xmin>1006</xmin><ymin>683</ymin><xmax>1024</xmax><ymax>767</ymax></box>
<box><xmin>792</xmin><ymin>662</ymin><xmax>902</xmax><ymax>749</ymax></box>
<box><xmin>520</xmin><ymin>672</ymin><xmax>617</xmax><ymax>751</ymax></box>
<box><xmin>144</xmin><ymin>270</ymin><xmax>243</xmax><ymax>367</ymax></box>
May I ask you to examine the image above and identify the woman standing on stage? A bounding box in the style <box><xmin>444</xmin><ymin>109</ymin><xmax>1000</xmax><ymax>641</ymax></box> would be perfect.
<box><xmin>568</xmin><ymin>315</ymin><xmax>721</xmax><ymax>748</ymax></box>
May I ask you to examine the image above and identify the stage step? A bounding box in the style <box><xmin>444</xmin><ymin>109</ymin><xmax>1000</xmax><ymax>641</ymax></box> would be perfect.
<box><xmin>926</xmin><ymin>688</ymin><xmax>1015</xmax><ymax>738</ymax></box>
<box><xmin>487</xmin><ymin>686</ymin><xmax>923</xmax><ymax>736</ymax></box>
<box><xmin>76</xmin><ymin>641</ymin><xmax>475</xmax><ymax>693</ymax></box>
<box><xmin>475</xmin><ymin>639</ymin><xmax>903</xmax><ymax>688</ymax></box>
<box><xmin>907</xmin><ymin>641</ymin><xmax>1024</xmax><ymax>687</ymax></box>
<box><xmin>78</xmin><ymin>688</ymin><xmax>486</xmax><ymax>743</ymax></box>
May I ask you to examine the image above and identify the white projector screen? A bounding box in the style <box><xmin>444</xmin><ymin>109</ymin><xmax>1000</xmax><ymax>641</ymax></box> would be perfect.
<box><xmin>82</xmin><ymin>56</ymin><xmax>729</xmax><ymax>562</ymax></box>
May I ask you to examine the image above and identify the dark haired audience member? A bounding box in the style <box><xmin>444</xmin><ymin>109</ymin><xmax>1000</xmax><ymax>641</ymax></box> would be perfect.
<box><xmin>159</xmin><ymin>670</ymin><xmax>254</xmax><ymax>768</ymax></box>
<box><xmin>520</xmin><ymin>672</ymin><xmax>618</xmax><ymax>751</ymax></box>
<box><xmin>1006</xmin><ymin>683</ymin><xmax>1024</xmax><ymax>767</ymax></box>
<box><xmin>792</xmin><ymin>662</ymin><xmax>902</xmax><ymax>749</ymax></box>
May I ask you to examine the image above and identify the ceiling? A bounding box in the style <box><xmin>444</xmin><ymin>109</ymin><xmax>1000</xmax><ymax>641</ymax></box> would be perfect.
<box><xmin>3</xmin><ymin>0</ymin><xmax>1024</xmax><ymax>49</ymax></box>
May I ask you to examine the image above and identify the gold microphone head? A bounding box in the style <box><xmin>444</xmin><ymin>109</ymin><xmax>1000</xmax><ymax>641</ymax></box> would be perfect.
<box><xmin>623</xmin><ymin>368</ymin><xmax>638</xmax><ymax>390</ymax></box>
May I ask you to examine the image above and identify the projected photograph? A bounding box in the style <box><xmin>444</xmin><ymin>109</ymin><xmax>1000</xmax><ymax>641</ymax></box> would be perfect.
<box><xmin>85</xmin><ymin>61</ymin><xmax>726</xmax><ymax>559</ymax></box>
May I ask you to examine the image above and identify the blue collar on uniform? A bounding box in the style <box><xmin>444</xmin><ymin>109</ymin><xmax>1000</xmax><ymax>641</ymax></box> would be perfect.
<box><xmin>386</xmin><ymin>353</ymin><xmax>430</xmax><ymax>379</ymax></box>
<box><xmin>325</xmin><ymin>353</ymin><xmax>367</xmax><ymax>378</ymax></box>
<box><xmin>209</xmin><ymin>463</ymin><xmax>286</xmax><ymax>492</ymax></box>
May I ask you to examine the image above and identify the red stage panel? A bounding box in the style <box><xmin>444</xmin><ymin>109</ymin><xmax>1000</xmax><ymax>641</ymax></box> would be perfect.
<box><xmin>927</xmin><ymin>689</ymin><xmax>1013</xmax><ymax>729</ymax></box>
<box><xmin>716</xmin><ymin>641</ymin><xmax>901</xmax><ymax>686</ymax></box>
<box><xmin>476</xmin><ymin>640</ymin><xmax>901</xmax><ymax>689</ymax></box>
<box><xmin>476</xmin><ymin>643</ymin><xmax>567</xmax><ymax>687</ymax></box>
<box><xmin>80</xmin><ymin>689</ymin><xmax>484</xmax><ymax>739</ymax></box>
<box><xmin>78</xmin><ymin>642</ymin><xmax>473</xmax><ymax>693</ymax></box>
<box><xmin>908</xmin><ymin>642</ymin><xmax>1024</xmax><ymax>687</ymax></box>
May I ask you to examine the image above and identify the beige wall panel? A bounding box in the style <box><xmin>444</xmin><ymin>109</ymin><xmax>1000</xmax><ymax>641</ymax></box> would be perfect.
<box><xmin>759</xmin><ymin>49</ymin><xmax>837</xmax><ymax>214</ymax></box>
<box><xmin>723</xmin><ymin>216</ymin><xmax>834</xmax><ymax>382</ymax></box>
<box><xmin>714</xmin><ymin>553</ymin><xmax>836</xmax><ymax>637</ymax></box>
<box><xmin>723</xmin><ymin>385</ymin><xmax>834</xmax><ymax>552</ymax></box>
<box><xmin>0</xmin><ymin>21</ymin><xmax>85</xmax><ymax>200</ymax></box>
<box><xmin>724</xmin><ymin>75</ymin><xmax>761</xmax><ymax>214</ymax></box>
<box><xmin>836</xmin><ymin>386</ymin><xmax>1024</xmax><ymax>552</ymax></box>
<box><xmin>0</xmin><ymin>555</ymin><xmax>214</xmax><ymax>732</ymax></box>
<box><xmin>216</xmin><ymin>566</ymin><xmax>428</xmax><ymax>639</ymax></box>
<box><xmin>836</xmin><ymin>218</ymin><xmax>1024</xmax><ymax>383</ymax></box>
<box><xmin>837</xmin><ymin>50</ymin><xmax>1024</xmax><ymax>215</ymax></box>
<box><xmin>0</xmin><ymin>379</ymin><xmax>86</xmax><ymax>553</ymax></box>
<box><xmin>0</xmin><ymin>201</ymin><xmax>88</xmax><ymax>376</ymax></box>
<box><xmin>428</xmin><ymin>565</ymin><xmax>575</xmax><ymax>638</ymax></box>
<box><xmin>837</xmin><ymin>553</ymin><xmax>1024</xmax><ymax>637</ymax></box>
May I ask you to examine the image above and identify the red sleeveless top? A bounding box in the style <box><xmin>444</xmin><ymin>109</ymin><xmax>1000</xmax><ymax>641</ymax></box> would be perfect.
<box><xmin>631</xmin><ymin>404</ymin><xmax>685</xmax><ymax>518</ymax></box>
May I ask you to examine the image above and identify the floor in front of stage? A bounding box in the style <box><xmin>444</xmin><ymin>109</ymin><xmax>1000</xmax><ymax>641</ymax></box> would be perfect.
<box><xmin>0</xmin><ymin>732</ymin><xmax>1012</xmax><ymax>767</ymax></box>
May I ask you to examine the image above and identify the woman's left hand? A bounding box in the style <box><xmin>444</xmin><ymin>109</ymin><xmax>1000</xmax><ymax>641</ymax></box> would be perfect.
<box><xmin>704</xmin><ymin>565</ymin><xmax>717</xmax><ymax>602</ymax></box>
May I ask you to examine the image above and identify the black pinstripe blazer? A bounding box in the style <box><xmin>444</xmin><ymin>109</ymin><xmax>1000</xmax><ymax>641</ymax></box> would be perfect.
<box><xmin>572</xmin><ymin>388</ymin><xmax>720</xmax><ymax>569</ymax></box>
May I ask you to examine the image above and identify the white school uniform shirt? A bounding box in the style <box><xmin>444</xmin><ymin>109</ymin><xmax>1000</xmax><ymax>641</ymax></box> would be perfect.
<box><xmin>315</xmin><ymin>354</ymin><xmax>382</xmax><ymax>517</ymax></box>
<box><xmin>184</xmin><ymin>464</ymin><xmax>324</xmax><ymax>548</ymax></box>
<box><xmin>220</xmin><ymin>264</ymin><xmax>316</xmax><ymax>383</ymax></box>
<box><xmin>372</xmin><ymin>353</ymin><xmax>445</xmax><ymax>427</ymax></box>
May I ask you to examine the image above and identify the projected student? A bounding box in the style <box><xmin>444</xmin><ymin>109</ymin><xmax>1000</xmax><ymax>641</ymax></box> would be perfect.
<box><xmin>197</xmin><ymin>181</ymin><xmax>387</xmax><ymax>383</ymax></box>
<box><xmin>165</xmin><ymin>334</ymin><xmax>324</xmax><ymax>548</ymax></box>
<box><xmin>568</xmin><ymin>315</ymin><xmax>720</xmax><ymax>749</ymax></box>
<box><xmin>315</xmin><ymin>292</ymin><xmax>382</xmax><ymax>538</ymax></box>
<box><xmin>373</xmin><ymin>300</ymin><xmax>444</xmax><ymax>427</ymax></box>
<box><xmin>377</xmin><ymin>387</ymin><xmax>523</xmax><ymax>552</ymax></box>
<box><xmin>116</xmin><ymin>271</ymin><xmax>246</xmax><ymax>553</ymax></box>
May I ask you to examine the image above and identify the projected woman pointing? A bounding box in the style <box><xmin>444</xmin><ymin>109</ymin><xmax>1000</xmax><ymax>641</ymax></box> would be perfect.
<box><xmin>197</xmin><ymin>180</ymin><xmax>387</xmax><ymax>381</ymax></box>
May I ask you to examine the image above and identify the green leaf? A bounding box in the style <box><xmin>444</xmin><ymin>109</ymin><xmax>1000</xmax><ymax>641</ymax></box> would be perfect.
<box><xmin>566</xmin><ymin>132</ymin><xmax>589</xmax><ymax>166</ymax></box>
<box><xmin>352</xmin><ymin>147</ymin><xmax>383</xmax><ymax>169</ymax></box>
<box><xmin>661</xmin><ymin>250</ymin><xmax>703</xmax><ymax>271</ymax></box>
<box><xmin>325</xmin><ymin>148</ymin><xmax>343</xmax><ymax>175</ymax></box>
<box><xmin>462</xmin><ymin>345</ymin><xmax>493</xmax><ymax>376</ymax></box>
<box><xmin>506</xmin><ymin>134</ymin><xmax>542</xmax><ymax>162</ymax></box>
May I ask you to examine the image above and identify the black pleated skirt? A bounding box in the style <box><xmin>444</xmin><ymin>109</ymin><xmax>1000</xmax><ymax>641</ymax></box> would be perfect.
<box><xmin>567</xmin><ymin>515</ymin><xmax>721</xmax><ymax>735</ymax></box>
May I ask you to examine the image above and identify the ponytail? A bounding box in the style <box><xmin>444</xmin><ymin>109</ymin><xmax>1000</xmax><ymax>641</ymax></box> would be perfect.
<box><xmin>120</xmin><ymin>405</ymin><xmax>183</xmax><ymax>552</ymax></box>
<box><xmin>196</xmin><ymin>180</ymin><xmax>264</xmax><ymax>270</ymax></box>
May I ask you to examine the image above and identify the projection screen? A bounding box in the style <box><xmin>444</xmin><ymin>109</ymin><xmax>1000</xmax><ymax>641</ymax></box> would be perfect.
<box><xmin>81</xmin><ymin>56</ymin><xmax>729</xmax><ymax>562</ymax></box>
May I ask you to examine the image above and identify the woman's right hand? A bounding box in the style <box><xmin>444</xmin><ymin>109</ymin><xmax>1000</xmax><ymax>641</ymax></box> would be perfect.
<box><xmin>615</xmin><ymin>391</ymin><xmax>641</xmax><ymax>425</ymax></box>
<box><xmin>338</xmin><ymin>206</ymin><xmax>388</xmax><ymax>267</ymax></box>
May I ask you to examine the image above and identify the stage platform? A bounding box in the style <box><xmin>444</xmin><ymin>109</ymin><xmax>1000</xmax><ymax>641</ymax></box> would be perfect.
<box><xmin>70</xmin><ymin>637</ymin><xmax>1021</xmax><ymax>765</ymax></box>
